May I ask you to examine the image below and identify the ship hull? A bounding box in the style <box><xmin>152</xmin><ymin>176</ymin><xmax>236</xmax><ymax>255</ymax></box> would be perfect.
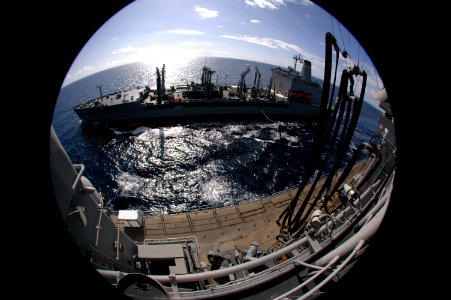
<box><xmin>74</xmin><ymin>100</ymin><xmax>320</xmax><ymax>127</ymax></box>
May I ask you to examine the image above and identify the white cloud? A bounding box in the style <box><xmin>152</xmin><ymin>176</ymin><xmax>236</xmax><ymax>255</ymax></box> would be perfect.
<box><xmin>295</xmin><ymin>0</ymin><xmax>314</xmax><ymax>6</ymax></box>
<box><xmin>112</xmin><ymin>46</ymin><xmax>140</xmax><ymax>55</ymax></box>
<box><xmin>111</xmin><ymin>37</ymin><xmax>119</xmax><ymax>41</ymax></box>
<box><xmin>320</xmin><ymin>42</ymin><xmax>325</xmax><ymax>46</ymax></box>
<box><xmin>366</xmin><ymin>68</ymin><xmax>383</xmax><ymax>91</ymax></box>
<box><xmin>305</xmin><ymin>14</ymin><xmax>311</xmax><ymax>18</ymax></box>
<box><xmin>77</xmin><ymin>65</ymin><xmax>94</xmax><ymax>73</ymax></box>
<box><xmin>220</xmin><ymin>34</ymin><xmax>303</xmax><ymax>53</ymax></box>
<box><xmin>250</xmin><ymin>19</ymin><xmax>260</xmax><ymax>23</ymax></box>
<box><xmin>179</xmin><ymin>41</ymin><xmax>212</xmax><ymax>47</ymax></box>
<box><xmin>245</xmin><ymin>0</ymin><xmax>279</xmax><ymax>10</ymax></box>
<box><xmin>244</xmin><ymin>0</ymin><xmax>313</xmax><ymax>10</ymax></box>
<box><xmin>161</xmin><ymin>29</ymin><xmax>206</xmax><ymax>35</ymax></box>
<box><xmin>63</xmin><ymin>64</ymin><xmax>109</xmax><ymax>86</ymax></box>
<box><xmin>219</xmin><ymin>34</ymin><xmax>326</xmax><ymax>79</ymax></box>
<box><xmin>217</xmin><ymin>25</ymin><xmax>223</xmax><ymax>28</ymax></box>
<box><xmin>195</xmin><ymin>6</ymin><xmax>219</xmax><ymax>19</ymax></box>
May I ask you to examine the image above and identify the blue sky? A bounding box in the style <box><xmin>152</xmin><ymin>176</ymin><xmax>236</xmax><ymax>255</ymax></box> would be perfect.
<box><xmin>63</xmin><ymin>0</ymin><xmax>384</xmax><ymax>107</ymax></box>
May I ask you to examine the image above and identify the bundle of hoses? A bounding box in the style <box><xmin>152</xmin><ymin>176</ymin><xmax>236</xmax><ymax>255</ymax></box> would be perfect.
<box><xmin>277</xmin><ymin>62</ymin><xmax>367</xmax><ymax>238</ymax></box>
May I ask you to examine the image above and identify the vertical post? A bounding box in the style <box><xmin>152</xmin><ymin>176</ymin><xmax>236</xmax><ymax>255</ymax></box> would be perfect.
<box><xmin>156</xmin><ymin>67</ymin><xmax>162</xmax><ymax>104</ymax></box>
<box><xmin>97</xmin><ymin>84</ymin><xmax>103</xmax><ymax>98</ymax></box>
<box><xmin>116</xmin><ymin>227</ymin><xmax>120</xmax><ymax>260</ymax></box>
<box><xmin>169</xmin><ymin>274</ymin><xmax>179</xmax><ymax>297</ymax></box>
<box><xmin>162</xmin><ymin>64</ymin><xmax>166</xmax><ymax>93</ymax></box>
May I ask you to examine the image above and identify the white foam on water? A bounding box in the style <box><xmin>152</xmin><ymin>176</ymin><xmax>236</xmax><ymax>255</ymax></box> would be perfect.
<box><xmin>201</xmin><ymin>176</ymin><xmax>234</xmax><ymax>204</ymax></box>
<box><xmin>135</xmin><ymin>128</ymin><xmax>161</xmax><ymax>141</ymax></box>
<box><xmin>112</xmin><ymin>129</ymin><xmax>127</xmax><ymax>135</ymax></box>
<box><xmin>168</xmin><ymin>203</ymin><xmax>188</xmax><ymax>212</ymax></box>
<box><xmin>115</xmin><ymin>172</ymin><xmax>156</xmax><ymax>198</ymax></box>
<box><xmin>131</xmin><ymin>126</ymin><xmax>151</xmax><ymax>135</ymax></box>
<box><xmin>161</xmin><ymin>126</ymin><xmax>184</xmax><ymax>137</ymax></box>
<box><xmin>254</xmin><ymin>137</ymin><xmax>276</xmax><ymax>144</ymax></box>
<box><xmin>116</xmin><ymin>172</ymin><xmax>143</xmax><ymax>193</ymax></box>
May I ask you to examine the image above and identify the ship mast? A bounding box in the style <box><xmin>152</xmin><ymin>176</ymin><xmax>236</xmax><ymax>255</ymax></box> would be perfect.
<box><xmin>252</xmin><ymin>66</ymin><xmax>261</xmax><ymax>99</ymax></box>
<box><xmin>292</xmin><ymin>54</ymin><xmax>304</xmax><ymax>72</ymax></box>
<box><xmin>239</xmin><ymin>64</ymin><xmax>250</xmax><ymax>100</ymax></box>
<box><xmin>96</xmin><ymin>84</ymin><xmax>103</xmax><ymax>98</ymax></box>
<box><xmin>156</xmin><ymin>67</ymin><xmax>162</xmax><ymax>104</ymax></box>
<box><xmin>161</xmin><ymin>64</ymin><xmax>166</xmax><ymax>93</ymax></box>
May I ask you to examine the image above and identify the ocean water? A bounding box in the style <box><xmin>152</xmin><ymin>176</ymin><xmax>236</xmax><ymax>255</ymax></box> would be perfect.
<box><xmin>52</xmin><ymin>57</ymin><xmax>380</xmax><ymax>212</ymax></box>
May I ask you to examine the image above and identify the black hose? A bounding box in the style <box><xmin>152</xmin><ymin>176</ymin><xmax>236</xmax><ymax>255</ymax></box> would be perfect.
<box><xmin>323</xmin><ymin>70</ymin><xmax>367</xmax><ymax>200</ymax></box>
<box><xmin>282</xmin><ymin>71</ymin><xmax>350</xmax><ymax>234</ymax></box>
<box><xmin>327</xmin><ymin>41</ymin><xmax>340</xmax><ymax>111</ymax></box>
<box><xmin>287</xmin><ymin>69</ymin><xmax>367</xmax><ymax>237</ymax></box>
<box><xmin>277</xmin><ymin>33</ymin><xmax>335</xmax><ymax>232</ymax></box>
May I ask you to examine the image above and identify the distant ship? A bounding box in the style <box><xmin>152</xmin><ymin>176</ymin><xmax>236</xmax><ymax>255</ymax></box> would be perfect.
<box><xmin>53</xmin><ymin>33</ymin><xmax>396</xmax><ymax>299</ymax></box>
<box><xmin>73</xmin><ymin>57</ymin><xmax>322</xmax><ymax>127</ymax></box>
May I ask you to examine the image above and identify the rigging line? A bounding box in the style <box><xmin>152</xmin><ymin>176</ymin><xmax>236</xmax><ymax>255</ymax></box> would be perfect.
<box><xmin>373</xmin><ymin>67</ymin><xmax>380</xmax><ymax>90</ymax></box>
<box><xmin>330</xmin><ymin>16</ymin><xmax>336</xmax><ymax>36</ymax></box>
<box><xmin>337</xmin><ymin>22</ymin><xmax>346</xmax><ymax>51</ymax></box>
<box><xmin>348</xmin><ymin>31</ymin><xmax>351</xmax><ymax>53</ymax></box>
<box><xmin>328</xmin><ymin>42</ymin><xmax>340</xmax><ymax>111</ymax></box>
<box><xmin>353</xmin><ymin>53</ymin><xmax>367</xmax><ymax>94</ymax></box>
<box><xmin>362</xmin><ymin>53</ymin><xmax>367</xmax><ymax>70</ymax></box>
<box><xmin>261</xmin><ymin>110</ymin><xmax>276</xmax><ymax>123</ymax></box>
<box><xmin>357</xmin><ymin>42</ymin><xmax>360</xmax><ymax>67</ymax></box>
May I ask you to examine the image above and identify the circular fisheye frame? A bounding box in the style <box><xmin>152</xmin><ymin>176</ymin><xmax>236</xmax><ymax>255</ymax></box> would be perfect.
<box><xmin>50</xmin><ymin>1</ymin><xmax>395</xmax><ymax>299</ymax></box>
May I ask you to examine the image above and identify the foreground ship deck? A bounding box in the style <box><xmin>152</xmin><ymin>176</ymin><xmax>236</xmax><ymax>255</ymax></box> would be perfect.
<box><xmin>111</xmin><ymin>160</ymin><xmax>369</xmax><ymax>262</ymax></box>
<box><xmin>51</xmin><ymin>122</ymin><xmax>394</xmax><ymax>299</ymax></box>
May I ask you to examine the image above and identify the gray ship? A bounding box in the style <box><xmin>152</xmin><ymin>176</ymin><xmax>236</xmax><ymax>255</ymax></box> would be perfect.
<box><xmin>52</xmin><ymin>33</ymin><xmax>396</xmax><ymax>299</ymax></box>
<box><xmin>74</xmin><ymin>58</ymin><xmax>322</xmax><ymax>127</ymax></box>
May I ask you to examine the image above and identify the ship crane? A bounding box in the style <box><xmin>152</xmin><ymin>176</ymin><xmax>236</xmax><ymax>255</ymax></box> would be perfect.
<box><xmin>161</xmin><ymin>64</ymin><xmax>166</xmax><ymax>93</ymax></box>
<box><xmin>239</xmin><ymin>64</ymin><xmax>250</xmax><ymax>100</ymax></box>
<box><xmin>252</xmin><ymin>66</ymin><xmax>261</xmax><ymax>99</ymax></box>
<box><xmin>201</xmin><ymin>66</ymin><xmax>216</xmax><ymax>96</ymax></box>
<box><xmin>155</xmin><ymin>67</ymin><xmax>162</xmax><ymax>104</ymax></box>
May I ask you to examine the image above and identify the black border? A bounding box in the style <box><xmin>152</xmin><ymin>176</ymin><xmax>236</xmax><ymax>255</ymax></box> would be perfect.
<box><xmin>26</xmin><ymin>0</ymin><xmax>421</xmax><ymax>298</ymax></box>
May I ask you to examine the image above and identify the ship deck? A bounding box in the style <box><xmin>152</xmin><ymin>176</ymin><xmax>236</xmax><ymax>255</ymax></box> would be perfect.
<box><xmin>98</xmin><ymin>88</ymin><xmax>144</xmax><ymax>106</ymax></box>
<box><xmin>79</xmin><ymin>87</ymin><xmax>297</xmax><ymax>109</ymax></box>
<box><xmin>112</xmin><ymin>159</ymin><xmax>370</xmax><ymax>262</ymax></box>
